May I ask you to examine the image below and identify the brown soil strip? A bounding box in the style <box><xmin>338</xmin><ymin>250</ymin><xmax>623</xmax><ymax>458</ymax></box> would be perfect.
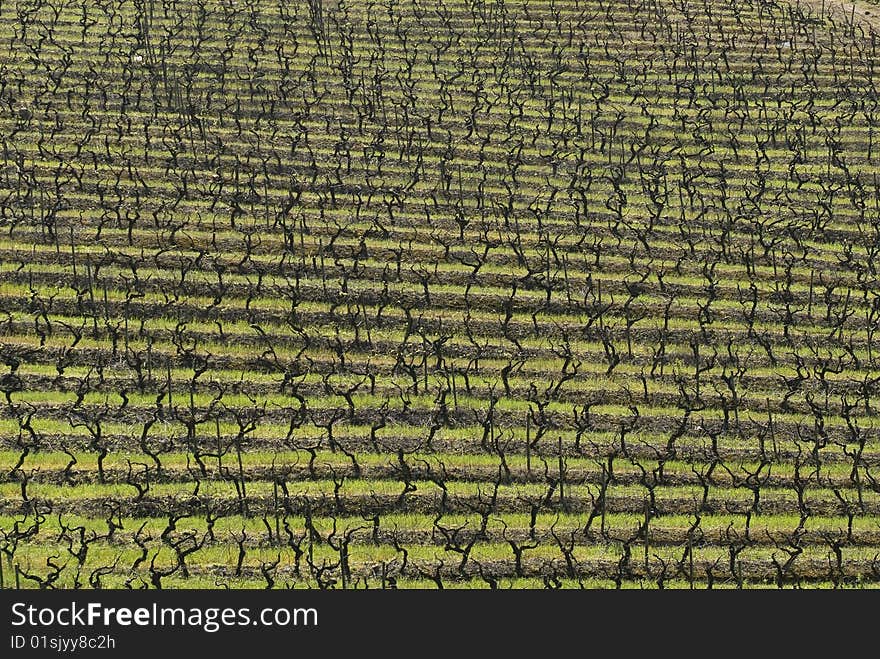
<box><xmin>796</xmin><ymin>0</ymin><xmax>880</xmax><ymax>33</ymax></box>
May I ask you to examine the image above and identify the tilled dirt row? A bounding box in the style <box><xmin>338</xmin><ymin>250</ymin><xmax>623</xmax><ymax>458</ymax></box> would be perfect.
<box><xmin>3</xmin><ymin>491</ymin><xmax>874</xmax><ymax>518</ymax></box>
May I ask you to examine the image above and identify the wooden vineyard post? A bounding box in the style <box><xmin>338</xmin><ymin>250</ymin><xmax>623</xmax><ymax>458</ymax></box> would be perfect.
<box><xmin>166</xmin><ymin>359</ymin><xmax>173</xmax><ymax>414</ymax></box>
<box><xmin>558</xmin><ymin>436</ymin><xmax>565</xmax><ymax>509</ymax></box>
<box><xmin>688</xmin><ymin>532</ymin><xmax>694</xmax><ymax>589</ymax></box>
<box><xmin>526</xmin><ymin>415</ymin><xmax>531</xmax><ymax>474</ymax></box>
<box><xmin>644</xmin><ymin>496</ymin><xmax>651</xmax><ymax>575</ymax></box>
<box><xmin>216</xmin><ymin>417</ymin><xmax>223</xmax><ymax>472</ymax></box>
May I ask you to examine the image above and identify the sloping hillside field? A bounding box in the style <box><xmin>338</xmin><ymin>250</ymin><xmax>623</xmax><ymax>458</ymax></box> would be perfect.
<box><xmin>1</xmin><ymin>0</ymin><xmax>880</xmax><ymax>588</ymax></box>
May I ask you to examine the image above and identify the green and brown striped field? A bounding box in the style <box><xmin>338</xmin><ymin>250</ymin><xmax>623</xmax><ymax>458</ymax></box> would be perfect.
<box><xmin>2</xmin><ymin>0</ymin><xmax>880</xmax><ymax>588</ymax></box>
